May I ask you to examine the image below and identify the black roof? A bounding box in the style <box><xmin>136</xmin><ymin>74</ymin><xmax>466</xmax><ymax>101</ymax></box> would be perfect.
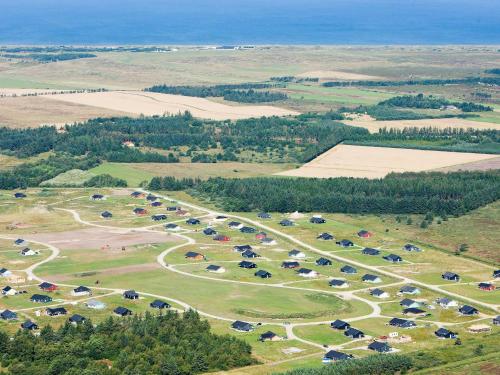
<box><xmin>123</xmin><ymin>290</ymin><xmax>139</xmax><ymax>298</ymax></box>
<box><xmin>240</xmin><ymin>226</ymin><xmax>256</xmax><ymax>233</ymax></box>
<box><xmin>400</xmin><ymin>298</ymin><xmax>418</xmax><ymax>307</ymax></box>
<box><xmin>368</xmin><ymin>341</ymin><xmax>391</xmax><ymax>352</ymax></box>
<box><xmin>259</xmin><ymin>331</ymin><xmax>277</xmax><ymax>340</ymax></box>
<box><xmin>383</xmin><ymin>254</ymin><xmax>403</xmax><ymax>262</ymax></box>
<box><xmin>279</xmin><ymin>219</ymin><xmax>294</xmax><ymax>226</ymax></box>
<box><xmin>362</xmin><ymin>247</ymin><xmax>380</xmax><ymax>255</ymax></box>
<box><xmin>459</xmin><ymin>305</ymin><xmax>478</xmax><ymax>314</ymax></box>
<box><xmin>30</xmin><ymin>294</ymin><xmax>52</xmax><ymax>302</ymax></box>
<box><xmin>114</xmin><ymin>306</ymin><xmax>132</xmax><ymax>316</ymax></box>
<box><xmin>234</xmin><ymin>245</ymin><xmax>252</xmax><ymax>252</ymax></box>
<box><xmin>185</xmin><ymin>251</ymin><xmax>202</xmax><ymax>258</ymax></box>
<box><xmin>324</xmin><ymin>350</ymin><xmax>353</xmax><ymax>361</ymax></box>
<box><xmin>310</xmin><ymin>217</ymin><xmax>326</xmax><ymax>223</ymax></box>
<box><xmin>231</xmin><ymin>320</ymin><xmax>253</xmax><ymax>331</ymax></box>
<box><xmin>258</xmin><ymin>212</ymin><xmax>271</xmax><ymax>218</ymax></box>
<box><xmin>329</xmin><ymin>279</ymin><xmax>347</xmax><ymax>286</ymax></box>
<box><xmin>331</xmin><ymin>319</ymin><xmax>350</xmax><ymax>330</ymax></box>
<box><xmin>337</xmin><ymin>239</ymin><xmax>353</xmax><ymax>247</ymax></box>
<box><xmin>242</xmin><ymin>249</ymin><xmax>259</xmax><ymax>258</ymax></box>
<box><xmin>186</xmin><ymin>218</ymin><xmax>200</xmax><ymax>224</ymax></box>
<box><xmin>255</xmin><ymin>270</ymin><xmax>272</xmax><ymax>278</ymax></box>
<box><xmin>203</xmin><ymin>227</ymin><xmax>217</xmax><ymax>235</ymax></box>
<box><xmin>370</xmin><ymin>288</ymin><xmax>386</xmax><ymax>296</ymax></box>
<box><xmin>47</xmin><ymin>307</ymin><xmax>67</xmax><ymax>315</ymax></box>
<box><xmin>442</xmin><ymin>272</ymin><xmax>460</xmax><ymax>279</ymax></box>
<box><xmin>341</xmin><ymin>265</ymin><xmax>357</xmax><ymax>273</ymax></box>
<box><xmin>206</xmin><ymin>264</ymin><xmax>222</xmax><ymax>271</ymax></box>
<box><xmin>150</xmin><ymin>299</ymin><xmax>170</xmax><ymax>309</ymax></box>
<box><xmin>403</xmin><ymin>307</ymin><xmax>426</xmax><ymax>315</ymax></box>
<box><xmin>282</xmin><ymin>261</ymin><xmax>300</xmax><ymax>268</ymax></box>
<box><xmin>74</xmin><ymin>286</ymin><xmax>91</xmax><ymax>293</ymax></box>
<box><xmin>69</xmin><ymin>314</ymin><xmax>86</xmax><ymax>323</ymax></box>
<box><xmin>239</xmin><ymin>261</ymin><xmax>257</xmax><ymax>268</ymax></box>
<box><xmin>400</xmin><ymin>285</ymin><xmax>419</xmax><ymax>293</ymax></box>
<box><xmin>389</xmin><ymin>317</ymin><xmax>416</xmax><ymax>327</ymax></box>
<box><xmin>39</xmin><ymin>281</ymin><xmax>55</xmax><ymax>289</ymax></box>
<box><xmin>228</xmin><ymin>221</ymin><xmax>241</xmax><ymax>226</ymax></box>
<box><xmin>101</xmin><ymin>211</ymin><xmax>113</xmax><ymax>217</ymax></box>
<box><xmin>316</xmin><ymin>257</ymin><xmax>332</xmax><ymax>265</ymax></box>
<box><xmin>0</xmin><ymin>309</ymin><xmax>17</xmax><ymax>320</ymax></box>
<box><xmin>362</xmin><ymin>274</ymin><xmax>380</xmax><ymax>281</ymax></box>
<box><xmin>21</xmin><ymin>320</ymin><xmax>38</xmax><ymax>330</ymax></box>
<box><xmin>344</xmin><ymin>327</ymin><xmax>364</xmax><ymax>337</ymax></box>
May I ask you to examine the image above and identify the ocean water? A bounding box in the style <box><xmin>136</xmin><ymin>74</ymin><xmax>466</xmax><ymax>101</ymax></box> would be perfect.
<box><xmin>0</xmin><ymin>0</ymin><xmax>499</xmax><ymax>45</ymax></box>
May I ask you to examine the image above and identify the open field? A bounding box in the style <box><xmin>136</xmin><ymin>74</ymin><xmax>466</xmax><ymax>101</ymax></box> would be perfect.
<box><xmin>89</xmin><ymin>162</ymin><xmax>298</xmax><ymax>186</ymax></box>
<box><xmin>0</xmin><ymin>95</ymin><xmax>129</xmax><ymax>128</ymax></box>
<box><xmin>432</xmin><ymin>156</ymin><xmax>500</xmax><ymax>172</ymax></box>
<box><xmin>44</xmin><ymin>90</ymin><xmax>299</xmax><ymax>121</ymax></box>
<box><xmin>276</xmin><ymin>144</ymin><xmax>498</xmax><ymax>179</ymax></box>
<box><xmin>343</xmin><ymin>115</ymin><xmax>500</xmax><ymax>133</ymax></box>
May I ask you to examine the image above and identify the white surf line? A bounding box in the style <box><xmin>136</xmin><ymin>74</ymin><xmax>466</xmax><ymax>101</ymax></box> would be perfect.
<box><xmin>144</xmin><ymin>189</ymin><xmax>499</xmax><ymax>313</ymax></box>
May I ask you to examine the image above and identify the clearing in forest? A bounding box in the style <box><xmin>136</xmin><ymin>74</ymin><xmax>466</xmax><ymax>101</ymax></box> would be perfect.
<box><xmin>276</xmin><ymin>144</ymin><xmax>498</xmax><ymax>179</ymax></box>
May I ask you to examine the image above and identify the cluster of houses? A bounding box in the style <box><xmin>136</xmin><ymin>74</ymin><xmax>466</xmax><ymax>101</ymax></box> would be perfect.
<box><xmin>330</xmin><ymin>319</ymin><xmax>393</xmax><ymax>355</ymax></box>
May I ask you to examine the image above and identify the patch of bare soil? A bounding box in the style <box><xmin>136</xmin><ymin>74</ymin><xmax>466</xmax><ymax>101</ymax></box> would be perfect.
<box><xmin>23</xmin><ymin>227</ymin><xmax>180</xmax><ymax>250</ymax></box>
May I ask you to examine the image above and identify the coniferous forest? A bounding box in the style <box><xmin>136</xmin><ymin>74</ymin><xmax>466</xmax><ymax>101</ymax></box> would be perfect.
<box><xmin>0</xmin><ymin>310</ymin><xmax>254</xmax><ymax>375</ymax></box>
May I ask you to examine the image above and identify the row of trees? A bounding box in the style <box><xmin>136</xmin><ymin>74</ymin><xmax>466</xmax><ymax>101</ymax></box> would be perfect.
<box><xmin>379</xmin><ymin>93</ymin><xmax>492</xmax><ymax>112</ymax></box>
<box><xmin>322</xmin><ymin>76</ymin><xmax>500</xmax><ymax>87</ymax></box>
<box><xmin>145</xmin><ymin>83</ymin><xmax>287</xmax><ymax>102</ymax></box>
<box><xmin>0</xmin><ymin>310</ymin><xmax>255</xmax><ymax>375</ymax></box>
<box><xmin>150</xmin><ymin>171</ymin><xmax>500</xmax><ymax>216</ymax></box>
<box><xmin>2</xmin><ymin>53</ymin><xmax>97</xmax><ymax>62</ymax></box>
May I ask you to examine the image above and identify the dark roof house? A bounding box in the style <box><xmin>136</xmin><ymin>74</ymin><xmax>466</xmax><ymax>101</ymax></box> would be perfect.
<box><xmin>344</xmin><ymin>327</ymin><xmax>364</xmax><ymax>339</ymax></box>
<box><xmin>21</xmin><ymin>320</ymin><xmax>38</xmax><ymax>330</ymax></box>
<box><xmin>46</xmin><ymin>307</ymin><xmax>67</xmax><ymax>316</ymax></box>
<box><xmin>383</xmin><ymin>254</ymin><xmax>403</xmax><ymax>263</ymax></box>
<box><xmin>435</xmin><ymin>328</ymin><xmax>457</xmax><ymax>339</ymax></box>
<box><xmin>331</xmin><ymin>319</ymin><xmax>350</xmax><ymax>330</ymax></box>
<box><xmin>255</xmin><ymin>270</ymin><xmax>272</xmax><ymax>278</ymax></box>
<box><xmin>310</xmin><ymin>216</ymin><xmax>326</xmax><ymax>224</ymax></box>
<box><xmin>317</xmin><ymin>233</ymin><xmax>334</xmax><ymax>240</ymax></box>
<box><xmin>0</xmin><ymin>310</ymin><xmax>17</xmax><ymax>320</ymax></box>
<box><xmin>362</xmin><ymin>248</ymin><xmax>380</xmax><ymax>256</ymax></box>
<box><xmin>442</xmin><ymin>272</ymin><xmax>460</xmax><ymax>281</ymax></box>
<box><xmin>459</xmin><ymin>305</ymin><xmax>478</xmax><ymax>315</ymax></box>
<box><xmin>114</xmin><ymin>307</ymin><xmax>132</xmax><ymax>316</ymax></box>
<box><xmin>69</xmin><ymin>314</ymin><xmax>86</xmax><ymax>324</ymax></box>
<box><xmin>231</xmin><ymin>320</ymin><xmax>254</xmax><ymax>332</ymax></box>
<box><xmin>316</xmin><ymin>257</ymin><xmax>332</xmax><ymax>266</ymax></box>
<box><xmin>336</xmin><ymin>239</ymin><xmax>354</xmax><ymax>247</ymax></box>
<box><xmin>323</xmin><ymin>350</ymin><xmax>353</xmax><ymax>363</ymax></box>
<box><xmin>150</xmin><ymin>299</ymin><xmax>171</xmax><ymax>309</ymax></box>
<box><xmin>368</xmin><ymin>341</ymin><xmax>391</xmax><ymax>353</ymax></box>
<box><xmin>389</xmin><ymin>317</ymin><xmax>416</xmax><ymax>328</ymax></box>
<box><xmin>341</xmin><ymin>265</ymin><xmax>357</xmax><ymax>274</ymax></box>
<box><xmin>123</xmin><ymin>290</ymin><xmax>139</xmax><ymax>300</ymax></box>
<box><xmin>239</xmin><ymin>261</ymin><xmax>257</xmax><ymax>269</ymax></box>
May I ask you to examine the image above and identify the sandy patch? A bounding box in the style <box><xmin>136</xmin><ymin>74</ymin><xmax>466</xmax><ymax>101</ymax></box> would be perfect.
<box><xmin>43</xmin><ymin>90</ymin><xmax>299</xmax><ymax>120</ymax></box>
<box><xmin>343</xmin><ymin>115</ymin><xmax>500</xmax><ymax>133</ymax></box>
<box><xmin>276</xmin><ymin>144</ymin><xmax>498</xmax><ymax>179</ymax></box>
<box><xmin>297</xmin><ymin>70</ymin><xmax>382</xmax><ymax>80</ymax></box>
<box><xmin>23</xmin><ymin>227</ymin><xmax>180</xmax><ymax>250</ymax></box>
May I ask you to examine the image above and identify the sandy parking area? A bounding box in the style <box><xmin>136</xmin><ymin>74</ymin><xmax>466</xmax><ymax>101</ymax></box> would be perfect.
<box><xmin>44</xmin><ymin>90</ymin><xmax>299</xmax><ymax>120</ymax></box>
<box><xmin>23</xmin><ymin>227</ymin><xmax>180</xmax><ymax>250</ymax></box>
<box><xmin>276</xmin><ymin>144</ymin><xmax>498</xmax><ymax>179</ymax></box>
<box><xmin>343</xmin><ymin>115</ymin><xmax>500</xmax><ymax>133</ymax></box>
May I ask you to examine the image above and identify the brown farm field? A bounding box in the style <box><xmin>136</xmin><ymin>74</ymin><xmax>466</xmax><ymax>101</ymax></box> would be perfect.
<box><xmin>276</xmin><ymin>144</ymin><xmax>498</xmax><ymax>179</ymax></box>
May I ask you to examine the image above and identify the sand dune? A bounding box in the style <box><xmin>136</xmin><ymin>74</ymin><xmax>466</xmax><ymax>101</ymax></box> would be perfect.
<box><xmin>276</xmin><ymin>144</ymin><xmax>497</xmax><ymax>179</ymax></box>
<box><xmin>44</xmin><ymin>90</ymin><xmax>299</xmax><ymax>120</ymax></box>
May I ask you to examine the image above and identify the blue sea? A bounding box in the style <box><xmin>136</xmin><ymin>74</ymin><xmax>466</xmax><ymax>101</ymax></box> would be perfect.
<box><xmin>0</xmin><ymin>0</ymin><xmax>499</xmax><ymax>45</ymax></box>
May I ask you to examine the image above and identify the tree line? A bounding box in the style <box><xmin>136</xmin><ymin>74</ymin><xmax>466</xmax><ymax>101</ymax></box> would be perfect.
<box><xmin>149</xmin><ymin>171</ymin><xmax>500</xmax><ymax>216</ymax></box>
<box><xmin>379</xmin><ymin>93</ymin><xmax>492</xmax><ymax>112</ymax></box>
<box><xmin>0</xmin><ymin>310</ymin><xmax>254</xmax><ymax>375</ymax></box>
<box><xmin>2</xmin><ymin>53</ymin><xmax>97</xmax><ymax>62</ymax></box>
<box><xmin>322</xmin><ymin>76</ymin><xmax>500</xmax><ymax>87</ymax></box>
<box><xmin>145</xmin><ymin>83</ymin><xmax>287</xmax><ymax>102</ymax></box>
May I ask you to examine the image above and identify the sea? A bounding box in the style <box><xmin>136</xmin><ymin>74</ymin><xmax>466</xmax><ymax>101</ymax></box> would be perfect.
<box><xmin>0</xmin><ymin>0</ymin><xmax>499</xmax><ymax>45</ymax></box>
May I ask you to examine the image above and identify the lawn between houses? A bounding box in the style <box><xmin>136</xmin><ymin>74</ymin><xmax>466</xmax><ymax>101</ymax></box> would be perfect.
<box><xmin>0</xmin><ymin>187</ymin><xmax>498</xmax><ymax>373</ymax></box>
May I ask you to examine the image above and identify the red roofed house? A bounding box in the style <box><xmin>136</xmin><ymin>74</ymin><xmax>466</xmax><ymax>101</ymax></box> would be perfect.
<box><xmin>213</xmin><ymin>235</ymin><xmax>230</xmax><ymax>242</ymax></box>
<box><xmin>478</xmin><ymin>282</ymin><xmax>495</xmax><ymax>291</ymax></box>
<box><xmin>358</xmin><ymin>230</ymin><xmax>373</xmax><ymax>238</ymax></box>
<box><xmin>39</xmin><ymin>282</ymin><xmax>57</xmax><ymax>292</ymax></box>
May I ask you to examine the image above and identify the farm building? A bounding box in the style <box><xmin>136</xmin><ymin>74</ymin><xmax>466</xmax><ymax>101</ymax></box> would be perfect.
<box><xmin>316</xmin><ymin>257</ymin><xmax>332</xmax><ymax>266</ymax></box>
<box><xmin>206</xmin><ymin>265</ymin><xmax>226</xmax><ymax>273</ymax></box>
<box><xmin>331</xmin><ymin>319</ymin><xmax>350</xmax><ymax>330</ymax></box>
<box><xmin>114</xmin><ymin>307</ymin><xmax>133</xmax><ymax>317</ymax></box>
<box><xmin>72</xmin><ymin>286</ymin><xmax>92</xmax><ymax>297</ymax></box>
<box><xmin>150</xmin><ymin>300</ymin><xmax>171</xmax><ymax>309</ymax></box>
<box><xmin>255</xmin><ymin>270</ymin><xmax>272</xmax><ymax>279</ymax></box>
<box><xmin>442</xmin><ymin>272</ymin><xmax>460</xmax><ymax>282</ymax></box>
<box><xmin>239</xmin><ymin>261</ymin><xmax>257</xmax><ymax>269</ymax></box>
<box><xmin>231</xmin><ymin>320</ymin><xmax>254</xmax><ymax>332</ymax></box>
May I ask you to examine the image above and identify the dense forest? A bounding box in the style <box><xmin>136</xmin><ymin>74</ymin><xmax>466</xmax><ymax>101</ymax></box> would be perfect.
<box><xmin>322</xmin><ymin>76</ymin><xmax>500</xmax><ymax>87</ymax></box>
<box><xmin>149</xmin><ymin>171</ymin><xmax>500</xmax><ymax>216</ymax></box>
<box><xmin>145</xmin><ymin>83</ymin><xmax>287</xmax><ymax>103</ymax></box>
<box><xmin>345</xmin><ymin>127</ymin><xmax>500</xmax><ymax>154</ymax></box>
<box><xmin>0</xmin><ymin>113</ymin><xmax>367</xmax><ymax>162</ymax></box>
<box><xmin>279</xmin><ymin>354</ymin><xmax>412</xmax><ymax>375</ymax></box>
<box><xmin>0</xmin><ymin>154</ymin><xmax>100</xmax><ymax>190</ymax></box>
<box><xmin>1</xmin><ymin>53</ymin><xmax>97</xmax><ymax>62</ymax></box>
<box><xmin>0</xmin><ymin>310</ymin><xmax>254</xmax><ymax>375</ymax></box>
<box><xmin>342</xmin><ymin>104</ymin><xmax>476</xmax><ymax>121</ymax></box>
<box><xmin>379</xmin><ymin>94</ymin><xmax>492</xmax><ymax>112</ymax></box>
